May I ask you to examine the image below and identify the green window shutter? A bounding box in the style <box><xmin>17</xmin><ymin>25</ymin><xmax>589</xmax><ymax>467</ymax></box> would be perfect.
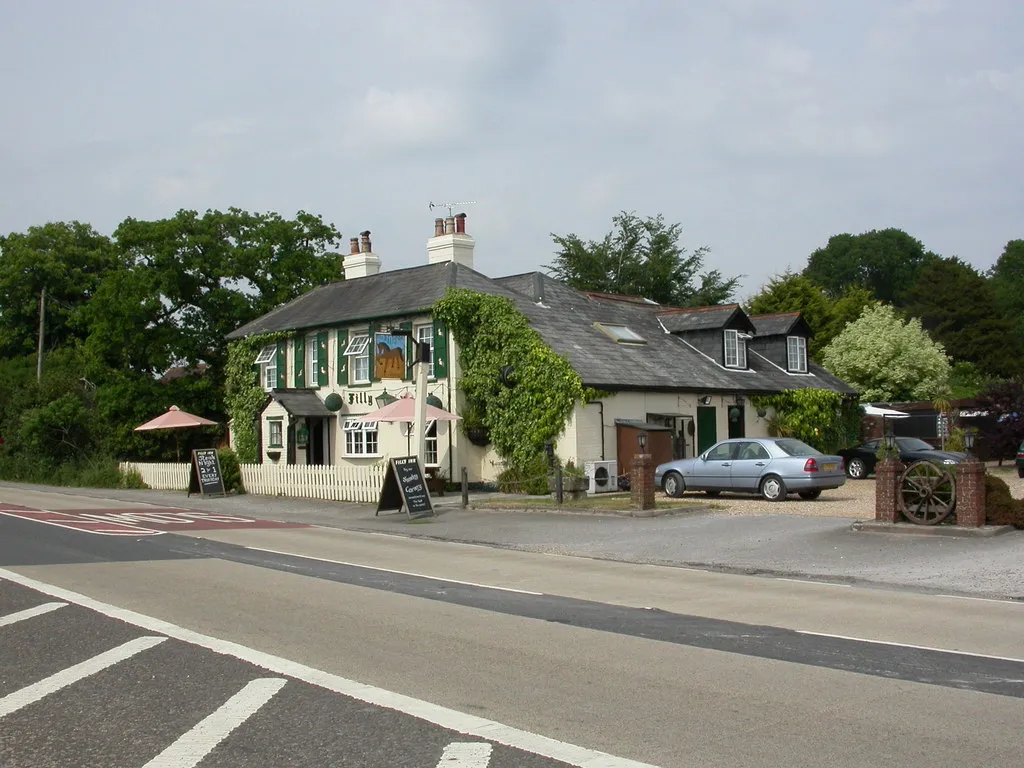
<box><xmin>399</xmin><ymin>321</ymin><xmax>413</xmax><ymax>380</ymax></box>
<box><xmin>336</xmin><ymin>329</ymin><xmax>348</xmax><ymax>385</ymax></box>
<box><xmin>317</xmin><ymin>331</ymin><xmax>328</xmax><ymax>387</ymax></box>
<box><xmin>369</xmin><ymin>322</ymin><xmax>380</xmax><ymax>382</ymax></box>
<box><xmin>294</xmin><ymin>335</ymin><xmax>305</xmax><ymax>388</ymax></box>
<box><xmin>276</xmin><ymin>340</ymin><xmax>287</xmax><ymax>389</ymax></box>
<box><xmin>433</xmin><ymin>321</ymin><xmax>449</xmax><ymax>379</ymax></box>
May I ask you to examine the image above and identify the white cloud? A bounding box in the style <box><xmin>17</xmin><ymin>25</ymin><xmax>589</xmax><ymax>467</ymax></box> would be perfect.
<box><xmin>340</xmin><ymin>87</ymin><xmax>471</xmax><ymax>153</ymax></box>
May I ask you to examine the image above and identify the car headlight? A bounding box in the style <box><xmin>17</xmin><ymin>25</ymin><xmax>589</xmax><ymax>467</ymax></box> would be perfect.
<box><xmin>942</xmin><ymin>459</ymin><xmax>956</xmax><ymax>464</ymax></box>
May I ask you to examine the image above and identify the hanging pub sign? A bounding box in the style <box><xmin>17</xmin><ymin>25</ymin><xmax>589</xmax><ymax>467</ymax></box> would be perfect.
<box><xmin>376</xmin><ymin>456</ymin><xmax>434</xmax><ymax>520</ymax></box>
<box><xmin>188</xmin><ymin>448</ymin><xmax>227</xmax><ymax>498</ymax></box>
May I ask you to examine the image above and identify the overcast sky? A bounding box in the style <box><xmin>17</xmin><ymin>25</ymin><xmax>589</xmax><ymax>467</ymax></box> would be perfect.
<box><xmin>2</xmin><ymin>0</ymin><xmax>1021</xmax><ymax>300</ymax></box>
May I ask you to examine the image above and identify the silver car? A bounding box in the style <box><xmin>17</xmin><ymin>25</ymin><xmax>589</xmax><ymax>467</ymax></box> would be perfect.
<box><xmin>654</xmin><ymin>437</ymin><xmax>847</xmax><ymax>501</ymax></box>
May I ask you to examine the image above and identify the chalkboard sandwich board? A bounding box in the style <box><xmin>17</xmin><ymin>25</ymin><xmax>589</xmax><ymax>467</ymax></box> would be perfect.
<box><xmin>188</xmin><ymin>448</ymin><xmax>227</xmax><ymax>498</ymax></box>
<box><xmin>376</xmin><ymin>456</ymin><xmax>435</xmax><ymax>520</ymax></box>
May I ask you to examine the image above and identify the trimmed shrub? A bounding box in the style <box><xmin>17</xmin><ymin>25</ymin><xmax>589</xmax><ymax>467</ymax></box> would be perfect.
<box><xmin>217</xmin><ymin>447</ymin><xmax>244</xmax><ymax>494</ymax></box>
<box><xmin>984</xmin><ymin>473</ymin><xmax>1024</xmax><ymax>528</ymax></box>
<box><xmin>119</xmin><ymin>466</ymin><xmax>149</xmax><ymax>489</ymax></box>
<box><xmin>496</xmin><ymin>452</ymin><xmax>550</xmax><ymax>495</ymax></box>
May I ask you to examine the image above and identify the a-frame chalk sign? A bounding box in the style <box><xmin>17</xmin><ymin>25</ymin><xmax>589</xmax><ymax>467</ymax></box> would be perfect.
<box><xmin>188</xmin><ymin>448</ymin><xmax>227</xmax><ymax>498</ymax></box>
<box><xmin>376</xmin><ymin>456</ymin><xmax>435</xmax><ymax>520</ymax></box>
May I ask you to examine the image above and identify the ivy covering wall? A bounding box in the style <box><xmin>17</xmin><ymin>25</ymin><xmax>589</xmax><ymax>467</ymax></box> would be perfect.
<box><xmin>433</xmin><ymin>289</ymin><xmax>587</xmax><ymax>470</ymax></box>
<box><xmin>225</xmin><ymin>332</ymin><xmax>287</xmax><ymax>463</ymax></box>
<box><xmin>749</xmin><ymin>389</ymin><xmax>861</xmax><ymax>453</ymax></box>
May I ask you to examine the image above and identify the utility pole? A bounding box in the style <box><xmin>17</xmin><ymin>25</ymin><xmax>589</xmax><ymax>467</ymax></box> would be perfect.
<box><xmin>36</xmin><ymin>287</ymin><xmax>45</xmax><ymax>382</ymax></box>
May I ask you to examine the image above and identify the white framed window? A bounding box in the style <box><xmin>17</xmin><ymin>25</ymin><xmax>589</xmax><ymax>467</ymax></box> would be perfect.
<box><xmin>344</xmin><ymin>333</ymin><xmax>371</xmax><ymax>383</ymax></box>
<box><xmin>305</xmin><ymin>334</ymin><xmax>319</xmax><ymax>385</ymax></box>
<box><xmin>255</xmin><ymin>344</ymin><xmax>277</xmax><ymax>389</ymax></box>
<box><xmin>402</xmin><ymin>419</ymin><xmax>439</xmax><ymax>465</ymax></box>
<box><xmin>267</xmin><ymin>419</ymin><xmax>283</xmax><ymax>448</ymax></box>
<box><xmin>787</xmin><ymin>335</ymin><xmax>808</xmax><ymax>373</ymax></box>
<box><xmin>724</xmin><ymin>329</ymin><xmax>747</xmax><ymax>368</ymax></box>
<box><xmin>416</xmin><ymin>324</ymin><xmax>434</xmax><ymax>379</ymax></box>
<box><xmin>343</xmin><ymin>419</ymin><xmax>379</xmax><ymax>456</ymax></box>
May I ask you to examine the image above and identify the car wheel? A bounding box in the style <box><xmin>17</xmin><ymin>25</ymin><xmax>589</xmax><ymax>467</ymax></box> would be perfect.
<box><xmin>847</xmin><ymin>458</ymin><xmax>868</xmax><ymax>479</ymax></box>
<box><xmin>760</xmin><ymin>475</ymin><xmax>786</xmax><ymax>501</ymax></box>
<box><xmin>663</xmin><ymin>471</ymin><xmax>685</xmax><ymax>498</ymax></box>
<box><xmin>798</xmin><ymin>489</ymin><xmax>822</xmax><ymax>500</ymax></box>
<box><xmin>1018</xmin><ymin>467</ymin><xmax>1024</xmax><ymax>479</ymax></box>
<box><xmin>705</xmin><ymin>490</ymin><xmax>721</xmax><ymax>497</ymax></box>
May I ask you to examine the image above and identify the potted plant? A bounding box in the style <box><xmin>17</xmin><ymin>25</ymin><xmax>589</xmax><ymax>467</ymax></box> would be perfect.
<box><xmin>425</xmin><ymin>467</ymin><xmax>447</xmax><ymax>496</ymax></box>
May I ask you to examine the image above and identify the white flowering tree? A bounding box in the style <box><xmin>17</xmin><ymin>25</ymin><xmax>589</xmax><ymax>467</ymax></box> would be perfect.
<box><xmin>821</xmin><ymin>303</ymin><xmax>950</xmax><ymax>402</ymax></box>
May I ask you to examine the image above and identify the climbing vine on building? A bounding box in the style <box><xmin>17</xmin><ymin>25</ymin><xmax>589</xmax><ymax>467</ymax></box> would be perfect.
<box><xmin>433</xmin><ymin>289</ymin><xmax>588</xmax><ymax>470</ymax></box>
<box><xmin>225</xmin><ymin>332</ymin><xmax>287</xmax><ymax>463</ymax></box>
<box><xmin>749</xmin><ymin>389</ymin><xmax>860</xmax><ymax>453</ymax></box>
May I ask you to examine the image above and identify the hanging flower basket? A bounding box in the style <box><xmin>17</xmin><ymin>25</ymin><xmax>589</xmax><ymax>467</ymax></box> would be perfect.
<box><xmin>466</xmin><ymin>426</ymin><xmax>491</xmax><ymax>446</ymax></box>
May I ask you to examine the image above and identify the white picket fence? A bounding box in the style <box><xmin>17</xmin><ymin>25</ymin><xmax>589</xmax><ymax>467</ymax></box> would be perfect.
<box><xmin>120</xmin><ymin>462</ymin><xmax>190</xmax><ymax>490</ymax></box>
<box><xmin>120</xmin><ymin>460</ymin><xmax>387</xmax><ymax>503</ymax></box>
<box><xmin>239</xmin><ymin>462</ymin><xmax>388</xmax><ymax>503</ymax></box>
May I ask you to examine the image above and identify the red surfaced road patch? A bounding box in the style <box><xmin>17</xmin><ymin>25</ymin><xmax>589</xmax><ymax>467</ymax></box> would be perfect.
<box><xmin>0</xmin><ymin>506</ymin><xmax>308</xmax><ymax>535</ymax></box>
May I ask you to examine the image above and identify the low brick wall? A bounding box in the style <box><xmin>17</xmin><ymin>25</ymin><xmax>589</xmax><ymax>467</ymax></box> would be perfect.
<box><xmin>955</xmin><ymin>460</ymin><xmax>985</xmax><ymax>527</ymax></box>
<box><xmin>874</xmin><ymin>458</ymin><xmax>904</xmax><ymax>522</ymax></box>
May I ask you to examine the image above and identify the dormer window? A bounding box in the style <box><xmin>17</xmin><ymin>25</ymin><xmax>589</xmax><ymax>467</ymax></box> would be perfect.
<box><xmin>595</xmin><ymin>323</ymin><xmax>646</xmax><ymax>344</ymax></box>
<box><xmin>787</xmin><ymin>335</ymin><xmax>808</xmax><ymax>373</ymax></box>
<box><xmin>724</xmin><ymin>329</ymin><xmax>747</xmax><ymax>369</ymax></box>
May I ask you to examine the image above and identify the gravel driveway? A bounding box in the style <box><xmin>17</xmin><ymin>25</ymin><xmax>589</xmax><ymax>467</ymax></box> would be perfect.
<box><xmin>692</xmin><ymin>463</ymin><xmax>1024</xmax><ymax>519</ymax></box>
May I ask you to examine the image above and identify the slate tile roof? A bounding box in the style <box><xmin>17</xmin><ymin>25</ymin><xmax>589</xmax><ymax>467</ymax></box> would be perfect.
<box><xmin>226</xmin><ymin>262</ymin><xmax>521</xmax><ymax>340</ymax></box>
<box><xmin>264</xmin><ymin>389</ymin><xmax>333</xmax><ymax>417</ymax></box>
<box><xmin>228</xmin><ymin>263</ymin><xmax>855</xmax><ymax>396</ymax></box>
<box><xmin>749</xmin><ymin>312</ymin><xmax>811</xmax><ymax>337</ymax></box>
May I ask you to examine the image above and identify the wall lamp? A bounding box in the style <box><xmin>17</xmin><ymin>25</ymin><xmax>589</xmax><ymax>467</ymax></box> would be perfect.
<box><xmin>698</xmin><ymin>396</ymin><xmax>713</xmax><ymax>405</ymax></box>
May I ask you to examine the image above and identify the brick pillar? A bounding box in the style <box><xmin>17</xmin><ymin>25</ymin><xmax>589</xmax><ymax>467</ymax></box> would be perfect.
<box><xmin>955</xmin><ymin>459</ymin><xmax>985</xmax><ymax>527</ymax></box>
<box><xmin>631</xmin><ymin>453</ymin><xmax>656</xmax><ymax>513</ymax></box>
<box><xmin>874</xmin><ymin>458</ymin><xmax>904</xmax><ymax>522</ymax></box>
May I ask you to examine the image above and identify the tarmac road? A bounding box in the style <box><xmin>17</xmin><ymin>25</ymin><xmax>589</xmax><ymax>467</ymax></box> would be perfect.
<box><xmin>2</xmin><ymin>483</ymin><xmax>1024</xmax><ymax>767</ymax></box>
<box><xmin>3</xmin><ymin>477</ymin><xmax>1021</xmax><ymax>600</ymax></box>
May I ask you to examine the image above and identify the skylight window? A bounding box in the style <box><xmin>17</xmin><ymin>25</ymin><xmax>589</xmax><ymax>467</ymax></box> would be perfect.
<box><xmin>595</xmin><ymin>323</ymin><xmax>647</xmax><ymax>344</ymax></box>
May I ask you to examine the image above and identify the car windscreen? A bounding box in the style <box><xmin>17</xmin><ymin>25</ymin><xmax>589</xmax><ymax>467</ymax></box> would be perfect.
<box><xmin>774</xmin><ymin>439</ymin><xmax>818</xmax><ymax>456</ymax></box>
<box><xmin>897</xmin><ymin>438</ymin><xmax>935</xmax><ymax>451</ymax></box>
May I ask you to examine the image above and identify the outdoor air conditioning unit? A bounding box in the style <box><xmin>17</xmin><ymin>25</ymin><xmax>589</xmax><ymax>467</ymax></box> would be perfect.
<box><xmin>584</xmin><ymin>460</ymin><xmax>618</xmax><ymax>494</ymax></box>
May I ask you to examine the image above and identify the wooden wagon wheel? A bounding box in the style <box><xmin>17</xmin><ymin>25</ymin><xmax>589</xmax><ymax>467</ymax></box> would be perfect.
<box><xmin>898</xmin><ymin>460</ymin><xmax>956</xmax><ymax>525</ymax></box>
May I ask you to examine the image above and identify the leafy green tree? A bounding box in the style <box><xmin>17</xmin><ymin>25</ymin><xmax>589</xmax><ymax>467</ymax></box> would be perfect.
<box><xmin>901</xmin><ymin>257</ymin><xmax>1023</xmax><ymax>379</ymax></box>
<box><xmin>0</xmin><ymin>222</ymin><xmax>120</xmax><ymax>357</ymax></box>
<box><xmin>990</xmin><ymin>239</ymin><xmax>1024</xmax><ymax>337</ymax></box>
<box><xmin>84</xmin><ymin>208</ymin><xmax>342</xmax><ymax>377</ymax></box>
<box><xmin>803</xmin><ymin>228</ymin><xmax>936</xmax><ymax>304</ymax></box>
<box><xmin>744</xmin><ymin>271</ymin><xmax>872</xmax><ymax>357</ymax></box>
<box><xmin>947</xmin><ymin>361</ymin><xmax>992</xmax><ymax>399</ymax></box>
<box><xmin>547</xmin><ymin>212</ymin><xmax>740</xmax><ymax>307</ymax></box>
<box><xmin>820</xmin><ymin>303</ymin><xmax>950</xmax><ymax>402</ymax></box>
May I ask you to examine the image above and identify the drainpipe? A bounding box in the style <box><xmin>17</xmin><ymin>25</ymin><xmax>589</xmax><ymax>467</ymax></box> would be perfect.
<box><xmin>588</xmin><ymin>401</ymin><xmax>606</xmax><ymax>460</ymax></box>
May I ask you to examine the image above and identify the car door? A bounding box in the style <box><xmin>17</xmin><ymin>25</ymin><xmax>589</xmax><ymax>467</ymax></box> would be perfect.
<box><xmin>730</xmin><ymin>440</ymin><xmax>772</xmax><ymax>491</ymax></box>
<box><xmin>692</xmin><ymin>441</ymin><xmax>737</xmax><ymax>489</ymax></box>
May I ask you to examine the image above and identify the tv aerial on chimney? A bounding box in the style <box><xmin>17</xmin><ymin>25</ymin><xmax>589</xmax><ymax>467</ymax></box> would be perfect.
<box><xmin>429</xmin><ymin>200</ymin><xmax>476</xmax><ymax>217</ymax></box>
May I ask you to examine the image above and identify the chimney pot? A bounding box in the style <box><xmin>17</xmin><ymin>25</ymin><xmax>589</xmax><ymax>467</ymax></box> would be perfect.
<box><xmin>455</xmin><ymin>212</ymin><xmax>467</xmax><ymax>233</ymax></box>
<box><xmin>444</xmin><ymin>216</ymin><xmax>455</xmax><ymax>235</ymax></box>
<box><xmin>349</xmin><ymin>237</ymin><xmax>360</xmax><ymax>255</ymax></box>
<box><xmin>434</xmin><ymin>218</ymin><xmax>444</xmax><ymax>237</ymax></box>
<box><xmin>360</xmin><ymin>230</ymin><xmax>371</xmax><ymax>253</ymax></box>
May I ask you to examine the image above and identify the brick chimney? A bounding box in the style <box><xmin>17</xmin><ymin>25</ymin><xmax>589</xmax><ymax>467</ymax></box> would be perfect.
<box><xmin>342</xmin><ymin>229</ymin><xmax>381</xmax><ymax>279</ymax></box>
<box><xmin>427</xmin><ymin>213</ymin><xmax>475</xmax><ymax>269</ymax></box>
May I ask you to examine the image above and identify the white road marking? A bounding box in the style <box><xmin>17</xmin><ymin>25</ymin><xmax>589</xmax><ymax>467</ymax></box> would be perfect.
<box><xmin>141</xmin><ymin>677</ymin><xmax>287</xmax><ymax>768</ymax></box>
<box><xmin>0</xmin><ymin>601</ymin><xmax>67</xmax><ymax>627</ymax></box>
<box><xmin>0</xmin><ymin>568</ymin><xmax>659</xmax><ymax>768</ymax></box>
<box><xmin>243</xmin><ymin>546</ymin><xmax>545</xmax><ymax>595</ymax></box>
<box><xmin>795</xmin><ymin>629</ymin><xmax>1024</xmax><ymax>664</ymax></box>
<box><xmin>0</xmin><ymin>635</ymin><xmax>167</xmax><ymax>717</ymax></box>
<box><xmin>437</xmin><ymin>741</ymin><xmax>493</xmax><ymax>766</ymax></box>
<box><xmin>935</xmin><ymin>594</ymin><xmax>1021</xmax><ymax>605</ymax></box>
